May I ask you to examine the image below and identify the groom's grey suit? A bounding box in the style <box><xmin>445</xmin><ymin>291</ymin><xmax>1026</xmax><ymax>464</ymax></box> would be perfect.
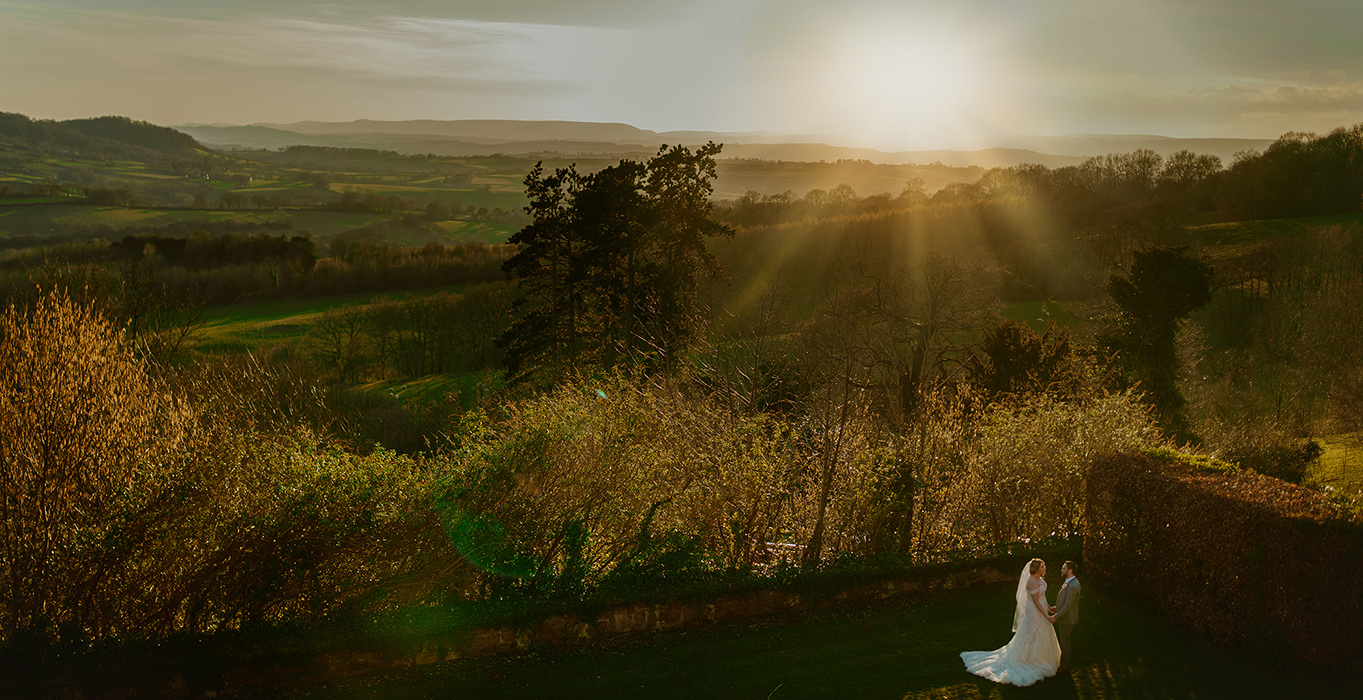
<box><xmin>1054</xmin><ymin>577</ymin><xmax>1080</xmax><ymax>669</ymax></box>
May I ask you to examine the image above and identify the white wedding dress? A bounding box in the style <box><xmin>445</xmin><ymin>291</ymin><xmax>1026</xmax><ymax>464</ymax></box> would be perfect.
<box><xmin>959</xmin><ymin>564</ymin><xmax>1062</xmax><ymax>687</ymax></box>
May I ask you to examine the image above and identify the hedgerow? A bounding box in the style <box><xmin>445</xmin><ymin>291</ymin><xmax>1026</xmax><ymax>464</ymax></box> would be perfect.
<box><xmin>1086</xmin><ymin>451</ymin><xmax>1363</xmax><ymax>674</ymax></box>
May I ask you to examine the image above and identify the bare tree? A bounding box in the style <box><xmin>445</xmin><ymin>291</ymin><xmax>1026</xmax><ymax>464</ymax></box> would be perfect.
<box><xmin>871</xmin><ymin>255</ymin><xmax>999</xmax><ymax>421</ymax></box>
<box><xmin>306</xmin><ymin>304</ymin><xmax>370</xmax><ymax>383</ymax></box>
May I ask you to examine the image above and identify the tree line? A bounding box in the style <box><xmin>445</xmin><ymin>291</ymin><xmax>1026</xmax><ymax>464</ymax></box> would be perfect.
<box><xmin>717</xmin><ymin>124</ymin><xmax>1362</xmax><ymax>246</ymax></box>
<box><xmin>0</xmin><ymin>112</ymin><xmax>199</xmax><ymax>161</ymax></box>
<box><xmin>305</xmin><ymin>284</ymin><xmax>512</xmax><ymax>383</ymax></box>
<box><xmin>328</xmin><ymin>188</ymin><xmax>524</xmax><ymax>224</ymax></box>
<box><xmin>0</xmin><ymin>234</ymin><xmax>512</xmax><ymax>314</ymax></box>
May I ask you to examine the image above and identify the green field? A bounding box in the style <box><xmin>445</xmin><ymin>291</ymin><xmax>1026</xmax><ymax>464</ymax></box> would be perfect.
<box><xmin>354</xmin><ymin>370</ymin><xmax>501</xmax><ymax>410</ymax></box>
<box><xmin>195</xmin><ymin>286</ymin><xmax>465</xmax><ymax>354</ymax></box>
<box><xmin>327</xmin><ymin>181</ymin><xmax>527</xmax><ymax>210</ymax></box>
<box><xmin>433</xmin><ymin>219</ymin><xmax>518</xmax><ymax>244</ymax></box>
<box><xmin>1185</xmin><ymin>211</ymin><xmax>1363</xmax><ymax>264</ymax></box>
<box><xmin>1</xmin><ymin>152</ymin><xmax>180</xmax><ymax>183</ymax></box>
<box><xmin>0</xmin><ymin>202</ymin><xmax>521</xmax><ymax>245</ymax></box>
<box><xmin>1</xmin><ymin>140</ymin><xmax>534</xmax><ymax>244</ymax></box>
<box><xmin>1314</xmin><ymin>432</ymin><xmax>1363</xmax><ymax>496</ymax></box>
<box><xmin>0</xmin><ymin>203</ymin><xmax>395</xmax><ymax>238</ymax></box>
<box><xmin>999</xmin><ymin>300</ymin><xmax>1085</xmax><ymax>335</ymax></box>
<box><xmin>248</xmin><ymin>581</ymin><xmax>1347</xmax><ymax>700</ymax></box>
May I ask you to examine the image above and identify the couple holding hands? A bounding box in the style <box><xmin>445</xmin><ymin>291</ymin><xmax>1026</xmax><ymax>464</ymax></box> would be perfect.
<box><xmin>961</xmin><ymin>558</ymin><xmax>1081</xmax><ymax>687</ymax></box>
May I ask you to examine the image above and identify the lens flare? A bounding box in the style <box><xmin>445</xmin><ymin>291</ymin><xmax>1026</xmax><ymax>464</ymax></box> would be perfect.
<box><xmin>438</xmin><ymin>502</ymin><xmax>536</xmax><ymax>578</ymax></box>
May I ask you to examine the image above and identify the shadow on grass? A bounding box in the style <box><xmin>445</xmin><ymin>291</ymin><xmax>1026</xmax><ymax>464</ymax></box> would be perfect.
<box><xmin>250</xmin><ymin>581</ymin><xmax>1348</xmax><ymax>700</ymax></box>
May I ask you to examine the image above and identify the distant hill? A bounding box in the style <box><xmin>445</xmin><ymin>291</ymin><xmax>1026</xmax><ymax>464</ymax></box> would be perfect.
<box><xmin>185</xmin><ymin>119</ymin><xmax>1273</xmax><ymax>169</ymax></box>
<box><xmin>182</xmin><ymin>123</ymin><xmax>1084</xmax><ymax>169</ymax></box>
<box><xmin>171</xmin><ymin>125</ymin><xmax>323</xmax><ymax>151</ymax></box>
<box><xmin>0</xmin><ymin>113</ymin><xmax>201</xmax><ymax>160</ymax></box>
<box><xmin>253</xmin><ymin>119</ymin><xmax>793</xmax><ymax>146</ymax></box>
<box><xmin>719</xmin><ymin>143</ymin><xmax>1084</xmax><ymax>169</ymax></box>
<box><xmin>179</xmin><ymin>125</ymin><xmax>663</xmax><ymax>158</ymax></box>
<box><xmin>993</xmin><ymin>134</ymin><xmax>1273</xmax><ymax>163</ymax></box>
<box><xmin>263</xmin><ymin>119</ymin><xmax>662</xmax><ymax>143</ymax></box>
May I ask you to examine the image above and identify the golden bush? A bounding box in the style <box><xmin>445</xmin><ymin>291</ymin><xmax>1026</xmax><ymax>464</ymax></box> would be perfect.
<box><xmin>0</xmin><ymin>289</ymin><xmax>182</xmax><ymax>638</ymax></box>
<box><xmin>0</xmin><ymin>290</ymin><xmax>457</xmax><ymax>643</ymax></box>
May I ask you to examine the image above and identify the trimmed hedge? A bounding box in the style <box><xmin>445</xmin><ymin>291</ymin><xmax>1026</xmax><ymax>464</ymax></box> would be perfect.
<box><xmin>1085</xmin><ymin>451</ymin><xmax>1363</xmax><ymax>675</ymax></box>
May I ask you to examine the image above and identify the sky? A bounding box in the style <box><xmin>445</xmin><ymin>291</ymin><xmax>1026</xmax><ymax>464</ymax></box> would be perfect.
<box><xmin>1</xmin><ymin>0</ymin><xmax>1360</xmax><ymax>150</ymax></box>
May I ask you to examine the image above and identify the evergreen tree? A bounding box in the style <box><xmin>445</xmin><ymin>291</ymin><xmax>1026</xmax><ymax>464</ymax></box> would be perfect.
<box><xmin>573</xmin><ymin>159</ymin><xmax>652</xmax><ymax>370</ymax></box>
<box><xmin>643</xmin><ymin>142</ymin><xmax>733</xmax><ymax>366</ymax></box>
<box><xmin>1103</xmin><ymin>246</ymin><xmax>1213</xmax><ymax>438</ymax></box>
<box><xmin>499</xmin><ymin>143</ymin><xmax>732</xmax><ymax>385</ymax></box>
<box><xmin>499</xmin><ymin>163</ymin><xmax>584</xmax><ymax>385</ymax></box>
<box><xmin>967</xmin><ymin>320</ymin><xmax>1078</xmax><ymax>401</ymax></box>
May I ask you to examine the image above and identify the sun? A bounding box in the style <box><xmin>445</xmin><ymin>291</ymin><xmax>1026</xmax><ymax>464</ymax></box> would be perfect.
<box><xmin>851</xmin><ymin>39</ymin><xmax>966</xmax><ymax>117</ymax></box>
<box><xmin>815</xmin><ymin>16</ymin><xmax>998</xmax><ymax>150</ymax></box>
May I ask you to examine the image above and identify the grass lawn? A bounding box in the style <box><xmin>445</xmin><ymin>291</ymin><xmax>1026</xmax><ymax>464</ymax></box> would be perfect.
<box><xmin>246</xmin><ymin>582</ymin><xmax>1346</xmax><ymax>700</ymax></box>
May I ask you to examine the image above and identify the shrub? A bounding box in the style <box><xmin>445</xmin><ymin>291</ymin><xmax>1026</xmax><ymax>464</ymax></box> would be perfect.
<box><xmin>1086</xmin><ymin>451</ymin><xmax>1363</xmax><ymax>674</ymax></box>
<box><xmin>116</xmin><ymin>430</ymin><xmax>461</xmax><ymax>636</ymax></box>
<box><xmin>432</xmin><ymin>374</ymin><xmax>1160</xmax><ymax>599</ymax></box>
<box><xmin>935</xmin><ymin>391</ymin><xmax>1162</xmax><ymax>550</ymax></box>
<box><xmin>0</xmin><ymin>290</ymin><xmax>183</xmax><ymax>640</ymax></box>
<box><xmin>0</xmin><ymin>290</ymin><xmax>462</xmax><ymax>646</ymax></box>
<box><xmin>431</xmin><ymin>374</ymin><xmax>805</xmax><ymax>596</ymax></box>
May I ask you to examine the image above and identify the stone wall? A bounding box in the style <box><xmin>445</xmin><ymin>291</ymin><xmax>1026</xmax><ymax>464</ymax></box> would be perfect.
<box><xmin>66</xmin><ymin>563</ymin><xmax>1013</xmax><ymax>698</ymax></box>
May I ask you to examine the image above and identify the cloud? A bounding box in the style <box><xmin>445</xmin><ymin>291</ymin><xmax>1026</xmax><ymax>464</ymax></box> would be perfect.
<box><xmin>7</xmin><ymin>0</ymin><xmax>1358</xmax><ymax>142</ymax></box>
<box><xmin>1183</xmin><ymin>82</ymin><xmax>1363</xmax><ymax>111</ymax></box>
<box><xmin>0</xmin><ymin>6</ymin><xmax>598</xmax><ymax>123</ymax></box>
<box><xmin>1121</xmin><ymin>80</ymin><xmax>1363</xmax><ymax>130</ymax></box>
<box><xmin>1032</xmin><ymin>79</ymin><xmax>1363</xmax><ymax>138</ymax></box>
<box><xmin>16</xmin><ymin>0</ymin><xmax>700</xmax><ymax>30</ymax></box>
<box><xmin>5</xmin><ymin>9</ymin><xmax>576</xmax><ymax>95</ymax></box>
<box><xmin>0</xmin><ymin>2</ymin><xmax>742</xmax><ymax>128</ymax></box>
<box><xmin>192</xmin><ymin>15</ymin><xmax>578</xmax><ymax>94</ymax></box>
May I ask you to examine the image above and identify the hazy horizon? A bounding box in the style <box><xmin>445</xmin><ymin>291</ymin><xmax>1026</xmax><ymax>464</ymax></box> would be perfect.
<box><xmin>3</xmin><ymin>0</ymin><xmax>1361</xmax><ymax>151</ymax></box>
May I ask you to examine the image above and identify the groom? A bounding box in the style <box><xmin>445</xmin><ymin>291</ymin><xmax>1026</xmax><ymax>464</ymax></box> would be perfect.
<box><xmin>1047</xmin><ymin>560</ymin><xmax>1080</xmax><ymax>673</ymax></box>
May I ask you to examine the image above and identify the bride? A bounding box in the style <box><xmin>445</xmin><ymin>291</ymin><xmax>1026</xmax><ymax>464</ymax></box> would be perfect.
<box><xmin>960</xmin><ymin>558</ymin><xmax>1062</xmax><ymax>686</ymax></box>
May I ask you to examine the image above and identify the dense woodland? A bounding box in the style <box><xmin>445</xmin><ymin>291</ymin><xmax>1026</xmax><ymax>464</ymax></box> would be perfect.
<box><xmin>2</xmin><ymin>113</ymin><xmax>1362</xmax><ymax>652</ymax></box>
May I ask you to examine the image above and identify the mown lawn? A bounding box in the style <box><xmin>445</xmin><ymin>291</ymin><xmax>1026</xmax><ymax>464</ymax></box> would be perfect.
<box><xmin>248</xmin><ymin>582</ymin><xmax>1347</xmax><ymax>699</ymax></box>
